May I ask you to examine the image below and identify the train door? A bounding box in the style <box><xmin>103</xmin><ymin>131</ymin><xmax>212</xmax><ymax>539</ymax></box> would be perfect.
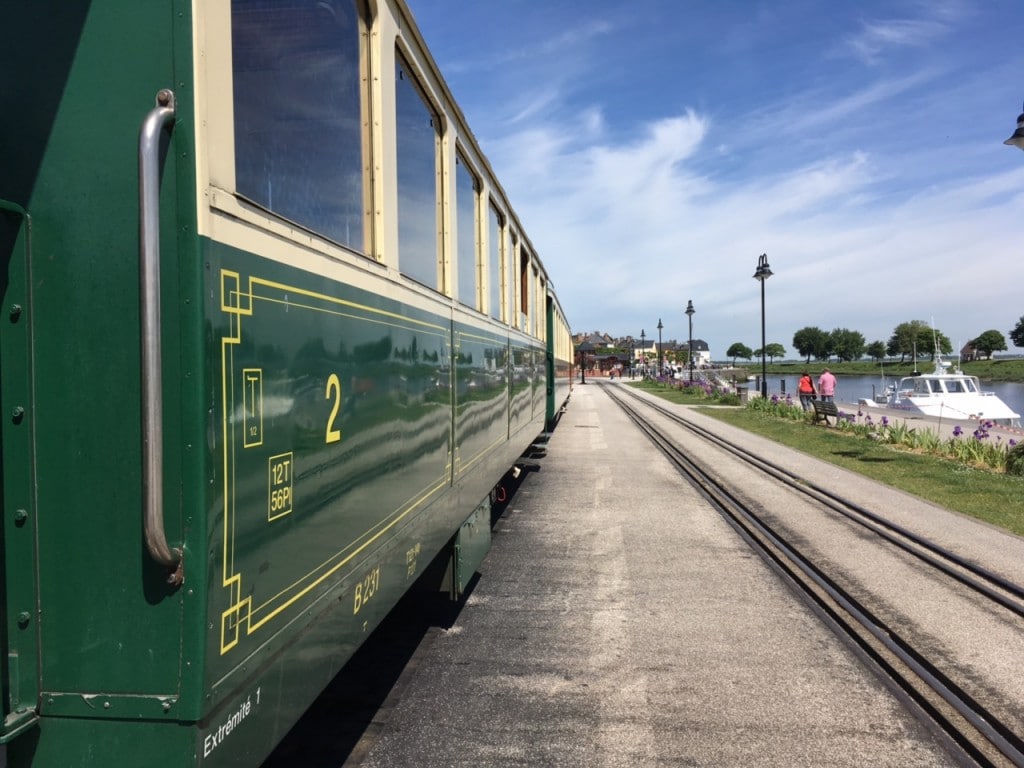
<box><xmin>1</xmin><ymin>7</ymin><xmax>189</xmax><ymax>763</ymax></box>
<box><xmin>0</xmin><ymin>202</ymin><xmax>41</xmax><ymax>750</ymax></box>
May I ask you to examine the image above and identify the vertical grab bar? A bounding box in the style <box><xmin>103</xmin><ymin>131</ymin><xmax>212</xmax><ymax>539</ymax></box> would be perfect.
<box><xmin>138</xmin><ymin>89</ymin><xmax>183</xmax><ymax>586</ymax></box>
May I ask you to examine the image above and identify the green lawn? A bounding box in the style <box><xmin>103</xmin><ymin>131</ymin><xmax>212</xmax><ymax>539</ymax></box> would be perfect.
<box><xmin>625</xmin><ymin>381</ymin><xmax>1024</xmax><ymax>536</ymax></box>
<box><xmin>700</xmin><ymin>406</ymin><xmax>1024</xmax><ymax>536</ymax></box>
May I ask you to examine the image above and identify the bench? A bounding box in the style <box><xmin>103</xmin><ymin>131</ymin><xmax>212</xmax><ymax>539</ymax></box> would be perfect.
<box><xmin>811</xmin><ymin>399</ymin><xmax>840</xmax><ymax>426</ymax></box>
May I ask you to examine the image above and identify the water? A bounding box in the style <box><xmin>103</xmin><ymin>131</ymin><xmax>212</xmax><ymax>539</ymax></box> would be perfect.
<box><xmin>756</xmin><ymin>373</ymin><xmax>1024</xmax><ymax>417</ymax></box>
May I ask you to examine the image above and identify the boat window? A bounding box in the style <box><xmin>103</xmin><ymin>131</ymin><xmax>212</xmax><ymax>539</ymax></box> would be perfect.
<box><xmin>929</xmin><ymin>380</ymin><xmax>942</xmax><ymax>394</ymax></box>
<box><xmin>914</xmin><ymin>380</ymin><xmax>930</xmax><ymax>395</ymax></box>
<box><xmin>232</xmin><ymin>0</ymin><xmax>365</xmax><ymax>251</ymax></box>
<box><xmin>964</xmin><ymin>379</ymin><xmax>978</xmax><ymax>393</ymax></box>
<box><xmin>947</xmin><ymin>380</ymin><xmax>964</xmax><ymax>393</ymax></box>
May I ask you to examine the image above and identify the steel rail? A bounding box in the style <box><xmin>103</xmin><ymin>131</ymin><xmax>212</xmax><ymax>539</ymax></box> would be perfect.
<box><xmin>606</xmin><ymin>385</ymin><xmax>1024</xmax><ymax>767</ymax></box>
<box><xmin>619</xmin><ymin>386</ymin><xmax>1024</xmax><ymax>614</ymax></box>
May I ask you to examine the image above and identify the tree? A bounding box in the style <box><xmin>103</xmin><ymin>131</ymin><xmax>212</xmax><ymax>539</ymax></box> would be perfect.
<box><xmin>792</xmin><ymin>327</ymin><xmax>829</xmax><ymax>363</ymax></box>
<box><xmin>829</xmin><ymin>328</ymin><xmax>866</xmax><ymax>362</ymax></box>
<box><xmin>764</xmin><ymin>343</ymin><xmax>786</xmax><ymax>363</ymax></box>
<box><xmin>866</xmin><ymin>341</ymin><xmax>887</xmax><ymax>361</ymax></box>
<box><xmin>754</xmin><ymin>343</ymin><xmax>786</xmax><ymax>361</ymax></box>
<box><xmin>886</xmin><ymin>320</ymin><xmax>950</xmax><ymax>363</ymax></box>
<box><xmin>970</xmin><ymin>330</ymin><xmax>1007</xmax><ymax>359</ymax></box>
<box><xmin>1010</xmin><ymin>317</ymin><xmax>1024</xmax><ymax>348</ymax></box>
<box><xmin>887</xmin><ymin>321</ymin><xmax>928</xmax><ymax>363</ymax></box>
<box><xmin>726</xmin><ymin>342</ymin><xmax>753</xmax><ymax>366</ymax></box>
<box><xmin>919</xmin><ymin>327</ymin><xmax>952</xmax><ymax>361</ymax></box>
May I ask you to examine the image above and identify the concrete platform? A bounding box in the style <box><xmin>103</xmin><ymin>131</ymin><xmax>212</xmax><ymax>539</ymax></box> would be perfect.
<box><xmin>345</xmin><ymin>382</ymin><xmax>957</xmax><ymax>767</ymax></box>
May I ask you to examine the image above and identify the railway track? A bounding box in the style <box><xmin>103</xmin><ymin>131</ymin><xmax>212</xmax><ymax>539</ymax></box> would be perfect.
<box><xmin>605</xmin><ymin>384</ymin><xmax>1024</xmax><ymax>768</ymax></box>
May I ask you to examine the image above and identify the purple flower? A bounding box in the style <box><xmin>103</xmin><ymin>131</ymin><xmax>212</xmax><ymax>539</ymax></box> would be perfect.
<box><xmin>952</xmin><ymin>426</ymin><xmax>963</xmax><ymax>437</ymax></box>
<box><xmin>881</xmin><ymin>416</ymin><xmax>889</xmax><ymax>427</ymax></box>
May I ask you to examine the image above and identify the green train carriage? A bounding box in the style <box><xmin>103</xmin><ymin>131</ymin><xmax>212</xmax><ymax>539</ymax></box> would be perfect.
<box><xmin>0</xmin><ymin>1</ymin><xmax>572</xmax><ymax>765</ymax></box>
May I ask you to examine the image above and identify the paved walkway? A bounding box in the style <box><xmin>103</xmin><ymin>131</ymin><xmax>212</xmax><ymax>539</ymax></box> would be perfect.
<box><xmin>347</xmin><ymin>382</ymin><xmax>962</xmax><ymax>767</ymax></box>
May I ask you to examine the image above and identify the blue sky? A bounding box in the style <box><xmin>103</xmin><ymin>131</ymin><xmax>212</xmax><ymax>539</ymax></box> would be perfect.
<box><xmin>408</xmin><ymin>1</ymin><xmax>1024</xmax><ymax>359</ymax></box>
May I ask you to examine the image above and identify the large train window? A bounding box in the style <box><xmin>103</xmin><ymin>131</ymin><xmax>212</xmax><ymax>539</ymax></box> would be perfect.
<box><xmin>396</xmin><ymin>54</ymin><xmax>442</xmax><ymax>290</ymax></box>
<box><xmin>519</xmin><ymin>247</ymin><xmax>531</xmax><ymax>332</ymax></box>
<box><xmin>538</xmin><ymin>277</ymin><xmax>547</xmax><ymax>342</ymax></box>
<box><xmin>455</xmin><ymin>152</ymin><xmax>479</xmax><ymax>309</ymax></box>
<box><xmin>488</xmin><ymin>203</ymin><xmax>504</xmax><ymax>322</ymax></box>
<box><xmin>509</xmin><ymin>231</ymin><xmax>519</xmax><ymax>326</ymax></box>
<box><xmin>231</xmin><ymin>0</ymin><xmax>365</xmax><ymax>251</ymax></box>
<box><xmin>536</xmin><ymin>268</ymin><xmax>544</xmax><ymax>335</ymax></box>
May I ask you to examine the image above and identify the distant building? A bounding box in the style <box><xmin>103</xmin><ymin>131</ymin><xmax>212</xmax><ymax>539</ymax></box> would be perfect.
<box><xmin>574</xmin><ymin>331</ymin><xmax>715</xmax><ymax>372</ymax></box>
<box><xmin>672</xmin><ymin>339</ymin><xmax>711</xmax><ymax>367</ymax></box>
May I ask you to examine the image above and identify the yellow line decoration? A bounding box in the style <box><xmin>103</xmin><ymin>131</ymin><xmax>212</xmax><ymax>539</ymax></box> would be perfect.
<box><xmin>218</xmin><ymin>269</ymin><xmax>450</xmax><ymax>654</ymax></box>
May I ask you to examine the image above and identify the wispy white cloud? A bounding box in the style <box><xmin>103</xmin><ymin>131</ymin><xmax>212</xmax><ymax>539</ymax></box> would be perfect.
<box><xmin>847</xmin><ymin>18</ymin><xmax>944</xmax><ymax>63</ymax></box>
<box><xmin>843</xmin><ymin>0</ymin><xmax>967</xmax><ymax>65</ymax></box>
<box><xmin>490</xmin><ymin>94</ymin><xmax>1024</xmax><ymax>346</ymax></box>
<box><xmin>411</xmin><ymin>0</ymin><xmax>1024</xmax><ymax>355</ymax></box>
<box><xmin>761</xmin><ymin>71</ymin><xmax>938</xmax><ymax>137</ymax></box>
<box><xmin>538</xmin><ymin>19</ymin><xmax>614</xmax><ymax>54</ymax></box>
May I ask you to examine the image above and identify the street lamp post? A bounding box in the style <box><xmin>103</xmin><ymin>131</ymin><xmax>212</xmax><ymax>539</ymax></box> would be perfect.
<box><xmin>630</xmin><ymin>342</ymin><xmax>635</xmax><ymax>379</ymax></box>
<box><xmin>657</xmin><ymin>319</ymin><xmax>663</xmax><ymax>379</ymax></box>
<box><xmin>640</xmin><ymin>329</ymin><xmax>646</xmax><ymax>378</ymax></box>
<box><xmin>1005</xmin><ymin>101</ymin><xmax>1024</xmax><ymax>150</ymax></box>
<box><xmin>685</xmin><ymin>300</ymin><xmax>695</xmax><ymax>383</ymax></box>
<box><xmin>753</xmin><ymin>253</ymin><xmax>773</xmax><ymax>398</ymax></box>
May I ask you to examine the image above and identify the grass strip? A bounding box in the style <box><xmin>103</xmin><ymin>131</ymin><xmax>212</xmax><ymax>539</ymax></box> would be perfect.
<box><xmin>698</xmin><ymin>405</ymin><xmax>1024</xmax><ymax>537</ymax></box>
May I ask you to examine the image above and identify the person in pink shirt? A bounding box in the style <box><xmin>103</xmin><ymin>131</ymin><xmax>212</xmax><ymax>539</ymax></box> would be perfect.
<box><xmin>818</xmin><ymin>368</ymin><xmax>837</xmax><ymax>402</ymax></box>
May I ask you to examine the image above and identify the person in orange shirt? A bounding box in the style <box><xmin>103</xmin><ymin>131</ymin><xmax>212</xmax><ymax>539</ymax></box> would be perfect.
<box><xmin>798</xmin><ymin>371</ymin><xmax>816</xmax><ymax>411</ymax></box>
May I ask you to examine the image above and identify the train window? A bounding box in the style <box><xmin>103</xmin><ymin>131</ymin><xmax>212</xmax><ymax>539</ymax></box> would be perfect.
<box><xmin>455</xmin><ymin>153</ymin><xmax>479</xmax><ymax>309</ymax></box>
<box><xmin>396</xmin><ymin>54</ymin><xmax>442</xmax><ymax>290</ymax></box>
<box><xmin>509</xmin><ymin>232</ymin><xmax>519</xmax><ymax>326</ymax></box>
<box><xmin>519</xmin><ymin>248</ymin><xmax>531</xmax><ymax>331</ymax></box>
<box><xmin>231</xmin><ymin>0</ymin><xmax>365</xmax><ymax>251</ymax></box>
<box><xmin>488</xmin><ymin>203</ymin><xmax>504</xmax><ymax>322</ymax></box>
<box><xmin>536</xmin><ymin>268</ymin><xmax>544</xmax><ymax>337</ymax></box>
<box><xmin>539</xmin><ymin>277</ymin><xmax>547</xmax><ymax>341</ymax></box>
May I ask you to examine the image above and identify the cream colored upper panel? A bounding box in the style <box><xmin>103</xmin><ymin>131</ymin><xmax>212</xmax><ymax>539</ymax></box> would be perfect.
<box><xmin>192</xmin><ymin>1</ymin><xmax>378</xmax><ymax>275</ymax></box>
<box><xmin>190</xmin><ymin>0</ymin><xmax>557</xmax><ymax>334</ymax></box>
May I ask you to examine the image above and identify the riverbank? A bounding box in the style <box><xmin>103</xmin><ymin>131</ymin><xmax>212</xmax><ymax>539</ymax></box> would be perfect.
<box><xmin>721</xmin><ymin>358</ymin><xmax>1024</xmax><ymax>383</ymax></box>
<box><xmin>628</xmin><ymin>378</ymin><xmax>1024</xmax><ymax>535</ymax></box>
<box><xmin>700</xmin><ymin>403</ymin><xmax>1024</xmax><ymax>537</ymax></box>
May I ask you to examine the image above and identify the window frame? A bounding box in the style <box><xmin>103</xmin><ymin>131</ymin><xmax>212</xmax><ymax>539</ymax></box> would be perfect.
<box><xmin>195</xmin><ymin>1</ymin><xmax>376</xmax><ymax>267</ymax></box>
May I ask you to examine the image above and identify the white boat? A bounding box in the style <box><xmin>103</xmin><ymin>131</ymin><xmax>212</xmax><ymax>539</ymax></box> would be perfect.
<box><xmin>859</xmin><ymin>357</ymin><xmax>1021</xmax><ymax>426</ymax></box>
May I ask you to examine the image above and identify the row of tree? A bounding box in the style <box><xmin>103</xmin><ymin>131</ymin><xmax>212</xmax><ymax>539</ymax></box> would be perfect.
<box><xmin>726</xmin><ymin>319</ymin><xmax>1022</xmax><ymax>365</ymax></box>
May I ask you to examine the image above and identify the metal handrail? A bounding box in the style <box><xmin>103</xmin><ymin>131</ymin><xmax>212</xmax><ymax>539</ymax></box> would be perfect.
<box><xmin>138</xmin><ymin>89</ymin><xmax>183</xmax><ymax>585</ymax></box>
